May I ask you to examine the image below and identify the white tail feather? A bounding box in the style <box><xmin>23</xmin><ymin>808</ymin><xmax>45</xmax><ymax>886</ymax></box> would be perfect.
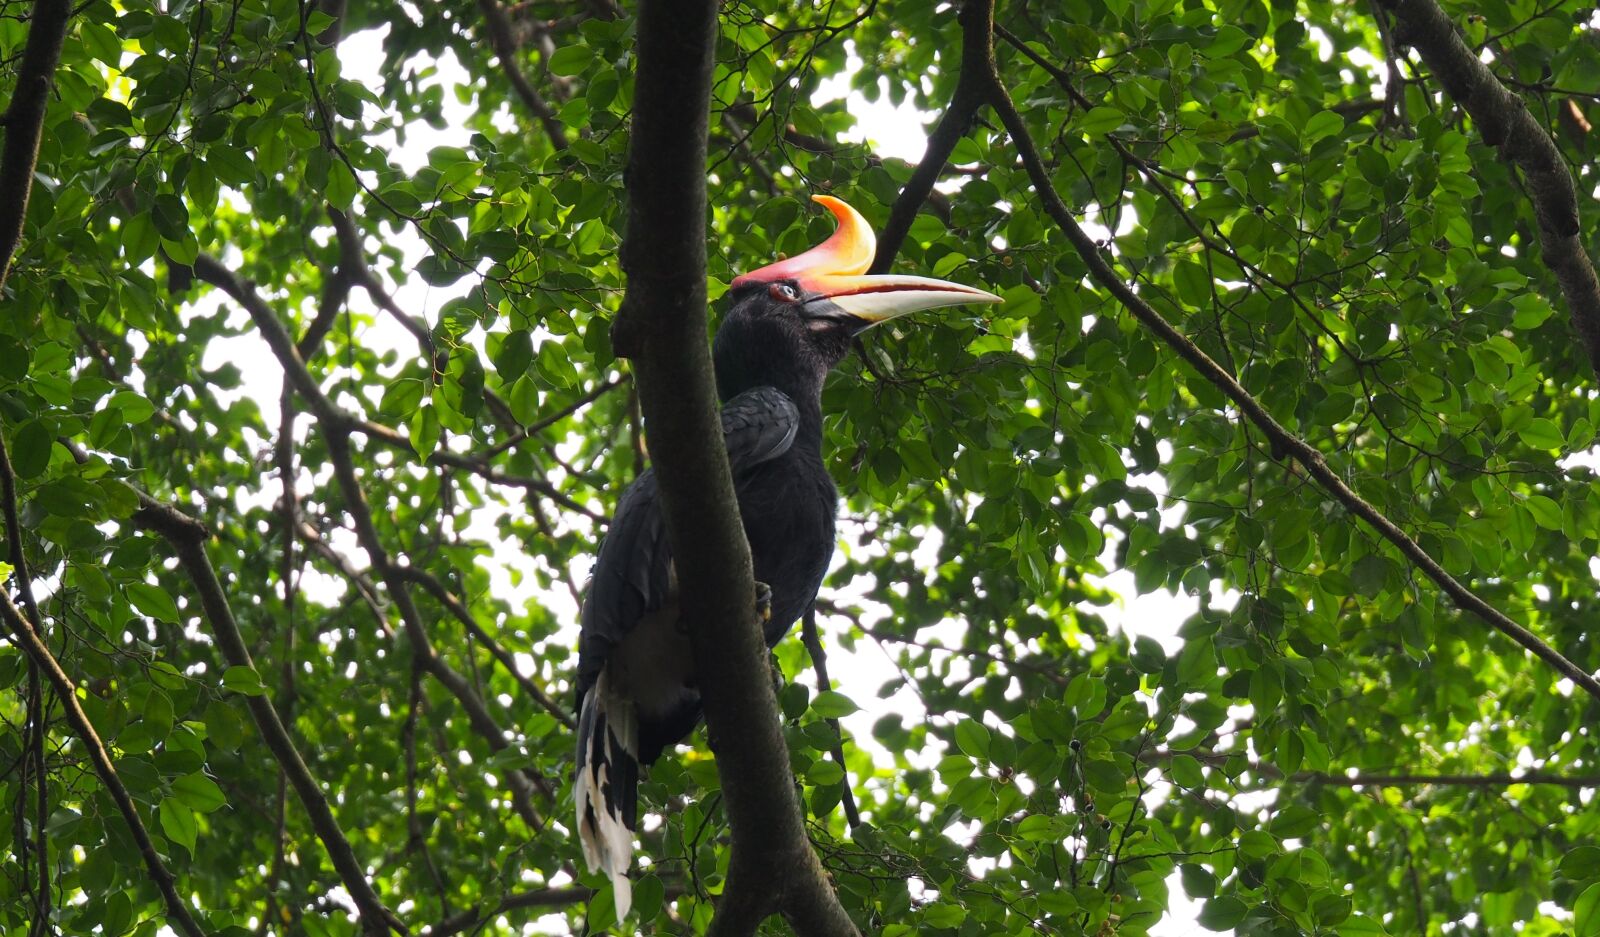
<box><xmin>576</xmin><ymin>672</ymin><xmax>637</xmax><ymax>921</ymax></box>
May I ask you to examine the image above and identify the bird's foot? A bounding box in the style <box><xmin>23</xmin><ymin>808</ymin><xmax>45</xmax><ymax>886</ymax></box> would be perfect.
<box><xmin>753</xmin><ymin>580</ymin><xmax>773</xmax><ymax>625</ymax></box>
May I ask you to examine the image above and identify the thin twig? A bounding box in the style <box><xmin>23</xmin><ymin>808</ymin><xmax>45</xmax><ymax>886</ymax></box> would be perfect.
<box><xmin>0</xmin><ymin>590</ymin><xmax>210</xmax><ymax>937</ymax></box>
<box><xmin>800</xmin><ymin>607</ymin><xmax>861</xmax><ymax>830</ymax></box>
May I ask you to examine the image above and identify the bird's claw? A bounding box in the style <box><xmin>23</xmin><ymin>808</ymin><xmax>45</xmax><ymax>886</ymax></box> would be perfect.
<box><xmin>753</xmin><ymin>580</ymin><xmax>773</xmax><ymax>624</ymax></box>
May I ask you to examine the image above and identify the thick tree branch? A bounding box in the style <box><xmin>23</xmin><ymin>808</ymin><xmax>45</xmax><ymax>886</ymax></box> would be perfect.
<box><xmin>868</xmin><ymin>0</ymin><xmax>992</xmax><ymax>274</ymax></box>
<box><xmin>980</xmin><ymin>35</ymin><xmax>1600</xmax><ymax>702</ymax></box>
<box><xmin>611</xmin><ymin>2</ymin><xmax>858</xmax><ymax>934</ymax></box>
<box><xmin>1380</xmin><ymin>0</ymin><xmax>1600</xmax><ymax>378</ymax></box>
<box><xmin>0</xmin><ymin>590</ymin><xmax>210</xmax><ymax>937</ymax></box>
<box><xmin>132</xmin><ymin>497</ymin><xmax>404</xmax><ymax>937</ymax></box>
<box><xmin>0</xmin><ymin>0</ymin><xmax>71</xmax><ymax>290</ymax></box>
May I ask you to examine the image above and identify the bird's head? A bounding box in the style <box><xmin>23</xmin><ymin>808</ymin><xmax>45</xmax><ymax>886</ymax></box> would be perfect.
<box><xmin>714</xmin><ymin>195</ymin><xmax>1002</xmax><ymax>402</ymax></box>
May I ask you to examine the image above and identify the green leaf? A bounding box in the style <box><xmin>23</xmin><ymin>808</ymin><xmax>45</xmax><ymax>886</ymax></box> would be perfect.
<box><xmin>1562</xmin><ymin>846</ymin><xmax>1600</xmax><ymax>881</ymax></box>
<box><xmin>1173</xmin><ymin>260</ymin><xmax>1211</xmax><ymax>308</ymax></box>
<box><xmin>326</xmin><ymin>160</ymin><xmax>358</xmax><ymax>209</ymax></box>
<box><xmin>1577</xmin><ymin>882</ymin><xmax>1600</xmax><ymax>937</ymax></box>
<box><xmin>922</xmin><ymin>902</ymin><xmax>966</xmax><ymax>928</ymax></box>
<box><xmin>159</xmin><ymin>799</ymin><xmax>197</xmax><ymax>853</ymax></box>
<box><xmin>127</xmin><ymin>582</ymin><xmax>180</xmax><ymax>622</ymax></box>
<box><xmin>221</xmin><ymin>666</ymin><xmax>267</xmax><ymax>697</ymax></box>
<box><xmin>172</xmin><ymin>772</ymin><xmax>226</xmax><ymax>812</ymax></box>
<box><xmin>632</xmin><ymin>874</ymin><xmax>665</xmax><ymax>921</ymax></box>
<box><xmin>1303</xmin><ymin>110</ymin><xmax>1344</xmax><ymax>143</ymax></box>
<box><xmin>1518</xmin><ymin>418</ymin><xmax>1564</xmax><ymax>450</ymax></box>
<box><xmin>410</xmin><ymin>402</ymin><xmax>441</xmax><ymax>457</ymax></box>
<box><xmin>548</xmin><ymin>45</ymin><xmax>593</xmax><ymax>77</ymax></box>
<box><xmin>152</xmin><ymin>194</ymin><xmax>190</xmax><ymax>241</ymax></box>
<box><xmin>1524</xmin><ymin>494</ymin><xmax>1563</xmax><ymax>530</ymax></box>
<box><xmin>1180</xmin><ymin>863</ymin><xmax>1217</xmax><ymax>899</ymax></box>
<box><xmin>1198</xmin><ymin>896</ymin><xmax>1248</xmax><ymax>930</ymax></box>
<box><xmin>9</xmin><ymin>420</ymin><xmax>54</xmax><ymax>478</ymax></box>
<box><xmin>810</xmin><ymin>690</ymin><xmax>858</xmax><ymax>718</ymax></box>
<box><xmin>953</xmin><ymin>719</ymin><xmax>991</xmax><ymax>759</ymax></box>
<box><xmin>1078</xmin><ymin>106</ymin><xmax>1124</xmax><ymax>135</ymax></box>
<box><xmin>806</xmin><ymin>759</ymin><xmax>844</xmax><ymax>786</ymax></box>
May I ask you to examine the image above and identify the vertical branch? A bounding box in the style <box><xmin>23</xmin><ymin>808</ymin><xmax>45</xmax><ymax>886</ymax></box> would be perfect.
<box><xmin>610</xmin><ymin>1</ymin><xmax>859</xmax><ymax>934</ymax></box>
<box><xmin>0</xmin><ymin>0</ymin><xmax>73</xmax><ymax>290</ymax></box>
<box><xmin>0</xmin><ymin>428</ymin><xmax>50</xmax><ymax>933</ymax></box>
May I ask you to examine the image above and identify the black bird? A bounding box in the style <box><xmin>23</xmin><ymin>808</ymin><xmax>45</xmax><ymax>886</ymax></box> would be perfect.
<box><xmin>574</xmin><ymin>195</ymin><xmax>1001</xmax><ymax>916</ymax></box>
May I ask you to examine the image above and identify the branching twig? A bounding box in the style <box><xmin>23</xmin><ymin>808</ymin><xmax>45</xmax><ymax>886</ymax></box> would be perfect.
<box><xmin>0</xmin><ymin>590</ymin><xmax>210</xmax><ymax>937</ymax></box>
<box><xmin>132</xmin><ymin>496</ymin><xmax>404</xmax><ymax>937</ymax></box>
<box><xmin>800</xmin><ymin>607</ymin><xmax>861</xmax><ymax>830</ymax></box>
<box><xmin>188</xmin><ymin>252</ymin><xmax>557</xmax><ymax>829</ymax></box>
<box><xmin>393</xmin><ymin>566</ymin><xmax>575</xmax><ymax>729</ymax></box>
<box><xmin>980</xmin><ymin>33</ymin><xmax>1600</xmax><ymax>703</ymax></box>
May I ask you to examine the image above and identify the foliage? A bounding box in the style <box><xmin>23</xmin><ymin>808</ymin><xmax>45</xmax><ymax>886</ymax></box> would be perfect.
<box><xmin>2</xmin><ymin>0</ymin><xmax>1600</xmax><ymax>934</ymax></box>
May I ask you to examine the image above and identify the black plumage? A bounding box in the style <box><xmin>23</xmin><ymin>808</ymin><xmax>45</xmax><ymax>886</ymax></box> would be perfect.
<box><xmin>572</xmin><ymin>195</ymin><xmax>1000</xmax><ymax>918</ymax></box>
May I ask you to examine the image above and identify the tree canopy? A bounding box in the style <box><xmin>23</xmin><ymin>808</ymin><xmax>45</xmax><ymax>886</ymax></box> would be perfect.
<box><xmin>2</xmin><ymin>0</ymin><xmax>1600</xmax><ymax>934</ymax></box>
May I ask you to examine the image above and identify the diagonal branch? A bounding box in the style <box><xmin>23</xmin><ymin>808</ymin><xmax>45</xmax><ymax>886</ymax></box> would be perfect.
<box><xmin>0</xmin><ymin>419</ymin><xmax>50</xmax><ymax>933</ymax></box>
<box><xmin>611</xmin><ymin>1</ymin><xmax>860</xmax><ymax>934</ymax></box>
<box><xmin>188</xmin><ymin>251</ymin><xmax>556</xmax><ymax>830</ymax></box>
<box><xmin>0</xmin><ymin>0</ymin><xmax>72</xmax><ymax>290</ymax></box>
<box><xmin>868</xmin><ymin>1</ymin><xmax>992</xmax><ymax>274</ymax></box>
<box><xmin>0</xmin><ymin>589</ymin><xmax>210</xmax><ymax>937</ymax></box>
<box><xmin>477</xmin><ymin>0</ymin><xmax>570</xmax><ymax>149</ymax></box>
<box><xmin>394</xmin><ymin>566</ymin><xmax>575</xmax><ymax>729</ymax></box>
<box><xmin>979</xmin><ymin>30</ymin><xmax>1600</xmax><ymax>702</ymax></box>
<box><xmin>133</xmin><ymin>497</ymin><xmax>403</xmax><ymax>937</ymax></box>
<box><xmin>1379</xmin><ymin>0</ymin><xmax>1600</xmax><ymax>378</ymax></box>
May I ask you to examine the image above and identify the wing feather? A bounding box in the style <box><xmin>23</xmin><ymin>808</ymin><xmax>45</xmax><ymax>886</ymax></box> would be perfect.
<box><xmin>575</xmin><ymin>386</ymin><xmax>800</xmax><ymax>698</ymax></box>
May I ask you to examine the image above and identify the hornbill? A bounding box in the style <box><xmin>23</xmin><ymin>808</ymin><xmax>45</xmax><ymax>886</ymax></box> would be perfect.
<box><xmin>574</xmin><ymin>195</ymin><xmax>1001</xmax><ymax>916</ymax></box>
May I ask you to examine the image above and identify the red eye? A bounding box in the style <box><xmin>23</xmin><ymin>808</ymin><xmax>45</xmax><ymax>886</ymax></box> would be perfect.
<box><xmin>768</xmin><ymin>282</ymin><xmax>800</xmax><ymax>303</ymax></box>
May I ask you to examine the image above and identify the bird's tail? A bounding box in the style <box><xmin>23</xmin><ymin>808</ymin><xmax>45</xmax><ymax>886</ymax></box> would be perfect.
<box><xmin>575</xmin><ymin>671</ymin><xmax>637</xmax><ymax>921</ymax></box>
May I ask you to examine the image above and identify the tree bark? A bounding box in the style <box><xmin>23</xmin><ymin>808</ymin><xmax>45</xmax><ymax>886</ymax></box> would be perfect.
<box><xmin>1380</xmin><ymin>0</ymin><xmax>1600</xmax><ymax>379</ymax></box>
<box><xmin>610</xmin><ymin>1</ymin><xmax>859</xmax><ymax>934</ymax></box>
<box><xmin>0</xmin><ymin>0</ymin><xmax>73</xmax><ymax>290</ymax></box>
